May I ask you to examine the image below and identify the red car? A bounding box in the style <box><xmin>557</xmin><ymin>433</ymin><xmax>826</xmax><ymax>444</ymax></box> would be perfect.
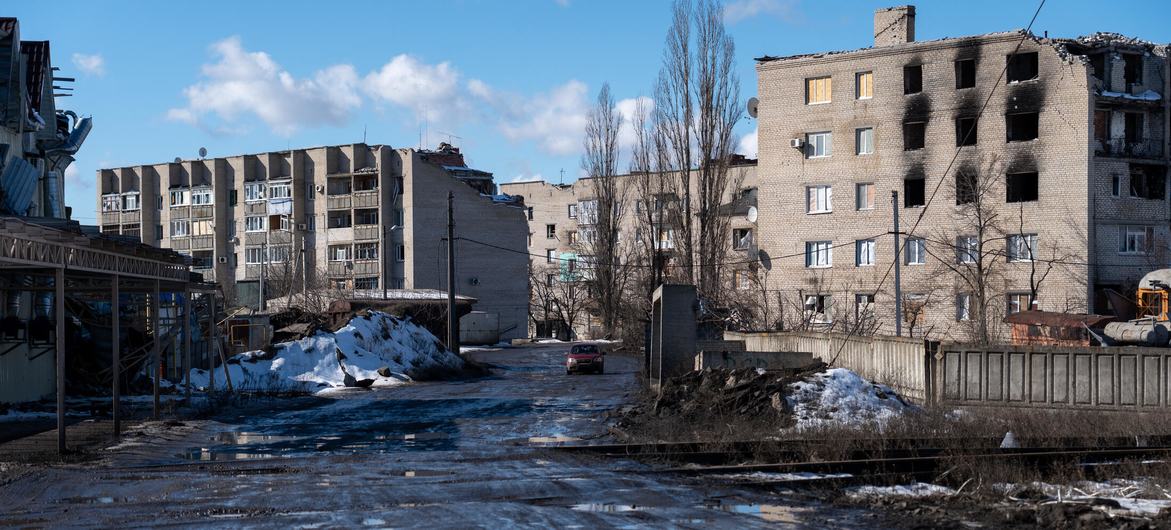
<box><xmin>565</xmin><ymin>344</ymin><xmax>604</xmax><ymax>375</ymax></box>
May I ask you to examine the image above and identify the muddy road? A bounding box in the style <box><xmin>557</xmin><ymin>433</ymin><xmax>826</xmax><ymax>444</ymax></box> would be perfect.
<box><xmin>0</xmin><ymin>343</ymin><xmax>870</xmax><ymax>528</ymax></box>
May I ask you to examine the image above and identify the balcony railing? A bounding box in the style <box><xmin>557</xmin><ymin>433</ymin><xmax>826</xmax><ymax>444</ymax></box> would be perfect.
<box><xmin>1096</xmin><ymin>138</ymin><xmax>1165</xmax><ymax>159</ymax></box>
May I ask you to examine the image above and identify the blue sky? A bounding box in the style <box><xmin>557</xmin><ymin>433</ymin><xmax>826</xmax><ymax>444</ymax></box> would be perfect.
<box><xmin>9</xmin><ymin>0</ymin><xmax>1170</xmax><ymax>224</ymax></box>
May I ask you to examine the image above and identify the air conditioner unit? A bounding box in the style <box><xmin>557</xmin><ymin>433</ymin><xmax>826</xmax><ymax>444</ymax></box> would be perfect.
<box><xmin>789</xmin><ymin>138</ymin><xmax>804</xmax><ymax>149</ymax></box>
<box><xmin>315</xmin><ymin>185</ymin><xmax>325</xmax><ymax>193</ymax></box>
<box><xmin>217</xmin><ymin>256</ymin><xmax>228</xmax><ymax>264</ymax></box>
<box><xmin>297</xmin><ymin>223</ymin><xmax>308</xmax><ymax>231</ymax></box>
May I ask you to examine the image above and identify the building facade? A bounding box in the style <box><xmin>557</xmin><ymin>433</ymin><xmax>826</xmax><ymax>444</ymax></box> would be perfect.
<box><xmin>754</xmin><ymin>5</ymin><xmax>1170</xmax><ymax>341</ymax></box>
<box><xmin>98</xmin><ymin>143</ymin><xmax>529</xmax><ymax>341</ymax></box>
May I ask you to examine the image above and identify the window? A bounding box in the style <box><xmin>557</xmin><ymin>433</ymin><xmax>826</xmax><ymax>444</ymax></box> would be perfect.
<box><xmin>1130</xmin><ymin>164</ymin><xmax>1166</xmax><ymax>200</ymax></box>
<box><xmin>306</xmin><ymin>217</ymin><xmax>316</xmax><ymax>231</ymax></box>
<box><xmin>101</xmin><ymin>194</ymin><xmax>120</xmax><ymax>212</ymax></box>
<box><xmin>327</xmin><ymin>211</ymin><xmax>352</xmax><ymax>228</ymax></box>
<box><xmin>904</xmin><ymin>178</ymin><xmax>925</xmax><ymax>207</ymax></box>
<box><xmin>169</xmin><ymin>190</ymin><xmax>189</xmax><ymax>207</ymax></box>
<box><xmin>804</xmin><ymin>294</ymin><xmax>833</xmax><ymax>321</ymax></box>
<box><xmin>1094</xmin><ymin>110</ymin><xmax>1110</xmax><ymax>143</ymax></box>
<box><xmin>856</xmin><ymin>182</ymin><xmax>875</xmax><ymax>210</ymax></box>
<box><xmin>732</xmin><ymin>228</ymin><xmax>753</xmax><ymax>250</ymax></box>
<box><xmin>229</xmin><ymin>189</ymin><xmax>238</xmax><ymax>206</ymax></box>
<box><xmin>905</xmin><ymin>238</ymin><xmax>926</xmax><ymax>265</ymax></box>
<box><xmin>355</xmin><ymin>277</ymin><xmax>378</xmax><ymax>290</ymax></box>
<box><xmin>191</xmin><ymin>219</ymin><xmax>213</xmax><ymax>237</ymax></box>
<box><xmin>956</xmin><ymin>236</ymin><xmax>978</xmax><ymax>264</ymax></box>
<box><xmin>955</xmin><ymin>172</ymin><xmax>977</xmax><ymax>205</ymax></box>
<box><xmin>268</xmin><ymin>182</ymin><xmax>292</xmax><ymax>200</ymax></box>
<box><xmin>245</xmin><ymin>216</ymin><xmax>265</xmax><ymax>232</ymax></box>
<box><xmin>1006</xmin><ymin>172</ymin><xmax>1039</xmax><ymax>202</ymax></box>
<box><xmin>1123</xmin><ymin>53</ymin><xmax>1143</xmax><ymax>86</ymax></box>
<box><xmin>658</xmin><ymin>228</ymin><xmax>675</xmax><ymax>249</ymax></box>
<box><xmin>805</xmin><ymin>241</ymin><xmax>833</xmax><ymax>268</ymax></box>
<box><xmin>956</xmin><ymin>293</ymin><xmax>972</xmax><ymax>321</ymax></box>
<box><xmin>955</xmin><ymin>117</ymin><xmax>978</xmax><ymax>146</ymax></box>
<box><xmin>733</xmin><ymin>270</ymin><xmax>751</xmax><ymax>290</ymax></box>
<box><xmin>955</xmin><ymin>59</ymin><xmax>976</xmax><ymax>89</ymax></box>
<box><xmin>331</xmin><ymin>279</ymin><xmax>348</xmax><ymax>290</ymax></box>
<box><xmin>806</xmin><ymin>185</ymin><xmax>832</xmax><ymax>213</ymax></box>
<box><xmin>157</xmin><ymin>195</ymin><xmax>163</xmax><ymax>210</ymax></box>
<box><xmin>269</xmin><ymin>246</ymin><xmax>290</xmax><ymax>263</ymax></box>
<box><xmin>1007</xmin><ymin>234</ymin><xmax>1038</xmax><ymax>262</ymax></box>
<box><xmin>354</xmin><ymin>208</ymin><xmax>378</xmax><ymax>225</ymax></box>
<box><xmin>245</xmin><ymin>247</ymin><xmax>266</xmax><ymax>264</ymax></box>
<box><xmin>396</xmin><ymin>244</ymin><xmax>405</xmax><ymax>262</ymax></box>
<box><xmin>1125</xmin><ymin>113</ymin><xmax>1145</xmax><ymax>144</ymax></box>
<box><xmin>855</xmin><ymin>294</ymin><xmax>875</xmax><ymax>322</ymax></box>
<box><xmin>568</xmin><ymin>204</ymin><xmax>578</xmax><ymax>219</ymax></box>
<box><xmin>1007</xmin><ymin>292</ymin><xmax>1034</xmax><ymax>315</ymax></box>
<box><xmin>546</xmin><ymin>224</ymin><xmax>556</xmax><ymax>239</ymax></box>
<box><xmin>305</xmin><ymin>182</ymin><xmax>316</xmax><ymax>200</ymax></box>
<box><xmin>527</xmin><ymin>207</ymin><xmax>534</xmax><ymax>220</ymax></box>
<box><xmin>244</xmin><ymin>182</ymin><xmax>265</xmax><ymax>202</ymax></box>
<box><xmin>855</xmin><ymin>71</ymin><xmax>873</xmax><ymax>99</ymax></box>
<box><xmin>1119</xmin><ymin>225</ymin><xmax>1154</xmax><ymax>255</ymax></box>
<box><xmin>278</xmin><ymin>215</ymin><xmax>293</xmax><ymax>232</ymax></box>
<box><xmin>154</xmin><ymin>225</ymin><xmax>162</xmax><ymax>239</ymax></box>
<box><xmin>904</xmin><ymin>293</ymin><xmax>928</xmax><ymax>324</ymax></box>
<box><xmin>1006</xmin><ymin>52</ymin><xmax>1038</xmax><ymax>83</ymax></box>
<box><xmin>805</xmin><ymin>132</ymin><xmax>832</xmax><ymax>158</ymax></box>
<box><xmin>1006</xmin><ymin>112</ymin><xmax>1039</xmax><ymax>142</ymax></box>
<box><xmin>568</xmin><ymin>231</ymin><xmax>579</xmax><ymax>245</ymax></box>
<box><xmin>328</xmin><ymin>244</ymin><xmax>352</xmax><ymax>262</ymax></box>
<box><xmin>191</xmin><ymin>250</ymin><xmax>214</xmax><ymax>269</ymax></box>
<box><xmin>903</xmin><ymin>122</ymin><xmax>925</xmax><ymax>150</ymax></box>
<box><xmin>856</xmin><ymin>127</ymin><xmax>874</xmax><ymax>155</ymax></box>
<box><xmin>903</xmin><ymin>65</ymin><xmax>923</xmax><ymax>94</ymax></box>
<box><xmin>394</xmin><ymin>208</ymin><xmax>405</xmax><ymax>226</ymax></box>
<box><xmin>856</xmin><ymin>239</ymin><xmax>876</xmax><ymax>266</ymax></box>
<box><xmin>355</xmin><ymin>243</ymin><xmax>379</xmax><ymax>261</ymax></box>
<box><xmin>546</xmin><ymin>249</ymin><xmax>556</xmax><ymax>264</ymax></box>
<box><xmin>805</xmin><ymin>76</ymin><xmax>832</xmax><ymax>104</ymax></box>
<box><xmin>122</xmin><ymin>193</ymin><xmax>140</xmax><ymax>211</ymax></box>
<box><xmin>1112</xmin><ymin>175</ymin><xmax>1122</xmax><ymax>197</ymax></box>
<box><xmin>191</xmin><ymin>188</ymin><xmax>213</xmax><ymax>205</ymax></box>
<box><xmin>169</xmin><ymin>219</ymin><xmax>189</xmax><ymax>237</ymax></box>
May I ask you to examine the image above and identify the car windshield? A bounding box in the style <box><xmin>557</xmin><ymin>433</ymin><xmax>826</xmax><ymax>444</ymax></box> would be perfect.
<box><xmin>570</xmin><ymin>345</ymin><xmax>598</xmax><ymax>354</ymax></box>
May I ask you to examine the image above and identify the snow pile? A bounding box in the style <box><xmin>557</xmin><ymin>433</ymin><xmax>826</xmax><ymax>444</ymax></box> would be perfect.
<box><xmin>1099</xmin><ymin>89</ymin><xmax>1162</xmax><ymax>101</ymax></box>
<box><xmin>189</xmin><ymin>311</ymin><xmax>464</xmax><ymax>394</ymax></box>
<box><xmin>847</xmin><ymin>482</ymin><xmax>956</xmax><ymax>500</ymax></box>
<box><xmin>1005</xmin><ymin>479</ymin><xmax>1171</xmax><ymax>516</ymax></box>
<box><xmin>786</xmin><ymin>368</ymin><xmax>915</xmax><ymax>429</ymax></box>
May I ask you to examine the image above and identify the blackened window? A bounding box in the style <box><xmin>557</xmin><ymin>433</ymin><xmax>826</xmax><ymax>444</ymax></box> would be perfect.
<box><xmin>1124</xmin><ymin>54</ymin><xmax>1143</xmax><ymax>86</ymax></box>
<box><xmin>903</xmin><ymin>122</ymin><xmax>926</xmax><ymax>150</ymax></box>
<box><xmin>956</xmin><ymin>172</ymin><xmax>977</xmax><ymax>205</ymax></box>
<box><xmin>1006</xmin><ymin>112</ymin><xmax>1039</xmax><ymax>142</ymax></box>
<box><xmin>1006</xmin><ymin>52</ymin><xmax>1038</xmax><ymax>83</ymax></box>
<box><xmin>1125</xmin><ymin>112</ymin><xmax>1144</xmax><ymax>143</ymax></box>
<box><xmin>1006</xmin><ymin>172</ymin><xmax>1039</xmax><ymax>202</ymax></box>
<box><xmin>904</xmin><ymin>178</ymin><xmax>926</xmax><ymax>207</ymax></box>
<box><xmin>956</xmin><ymin>117</ymin><xmax>978</xmax><ymax>146</ymax></box>
<box><xmin>955</xmin><ymin>59</ymin><xmax>976</xmax><ymax>89</ymax></box>
<box><xmin>1130</xmin><ymin>164</ymin><xmax>1166</xmax><ymax>200</ymax></box>
<box><xmin>904</xmin><ymin>65</ymin><xmax>923</xmax><ymax>94</ymax></box>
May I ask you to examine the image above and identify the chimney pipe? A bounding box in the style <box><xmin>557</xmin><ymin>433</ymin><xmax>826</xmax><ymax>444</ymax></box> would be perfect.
<box><xmin>874</xmin><ymin>5</ymin><xmax>916</xmax><ymax>47</ymax></box>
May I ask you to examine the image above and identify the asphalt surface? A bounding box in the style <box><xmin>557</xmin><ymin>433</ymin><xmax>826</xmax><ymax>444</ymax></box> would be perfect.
<box><xmin>0</xmin><ymin>343</ymin><xmax>871</xmax><ymax>528</ymax></box>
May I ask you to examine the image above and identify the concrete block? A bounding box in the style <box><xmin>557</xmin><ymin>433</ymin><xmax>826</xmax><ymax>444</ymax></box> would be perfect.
<box><xmin>649</xmin><ymin>284</ymin><xmax>698</xmax><ymax>387</ymax></box>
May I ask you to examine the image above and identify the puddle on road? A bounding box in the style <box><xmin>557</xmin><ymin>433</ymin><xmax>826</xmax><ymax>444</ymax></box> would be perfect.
<box><xmin>180</xmin><ymin>448</ymin><xmax>278</xmax><ymax>461</ymax></box>
<box><xmin>59</xmin><ymin>496</ymin><xmax>120</xmax><ymax>505</ymax></box>
<box><xmin>701</xmin><ymin>502</ymin><xmax>812</xmax><ymax>523</ymax></box>
<box><xmin>571</xmin><ymin>503</ymin><xmax>644</xmax><ymax>513</ymax></box>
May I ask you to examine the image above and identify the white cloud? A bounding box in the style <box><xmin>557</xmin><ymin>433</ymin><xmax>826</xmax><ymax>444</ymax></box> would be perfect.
<box><xmin>737</xmin><ymin>127</ymin><xmax>758</xmax><ymax>158</ymax></box>
<box><xmin>508</xmin><ymin>173</ymin><xmax>546</xmax><ymax>184</ymax></box>
<box><xmin>615</xmin><ymin>96</ymin><xmax>653</xmax><ymax>150</ymax></box>
<box><xmin>63</xmin><ymin>164</ymin><xmax>92</xmax><ymax>189</ymax></box>
<box><xmin>723</xmin><ymin>0</ymin><xmax>799</xmax><ymax>23</ymax></box>
<box><xmin>476</xmin><ymin>80</ymin><xmax>591</xmax><ymax>156</ymax></box>
<box><xmin>167</xmin><ymin>36</ymin><xmax>360</xmax><ymax>136</ymax></box>
<box><xmin>363</xmin><ymin>55</ymin><xmax>467</xmax><ymax>125</ymax></box>
<box><xmin>71</xmin><ymin>53</ymin><xmax>105</xmax><ymax>76</ymax></box>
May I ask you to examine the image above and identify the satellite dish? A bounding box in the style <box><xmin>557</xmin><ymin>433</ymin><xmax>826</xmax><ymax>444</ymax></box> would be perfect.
<box><xmin>173</xmin><ymin>157</ymin><xmax>182</xmax><ymax>163</ymax></box>
<box><xmin>746</xmin><ymin>206</ymin><xmax>758</xmax><ymax>224</ymax></box>
<box><xmin>198</xmin><ymin>147</ymin><xmax>208</xmax><ymax>159</ymax></box>
<box><xmin>746</xmin><ymin>97</ymin><xmax>759</xmax><ymax>119</ymax></box>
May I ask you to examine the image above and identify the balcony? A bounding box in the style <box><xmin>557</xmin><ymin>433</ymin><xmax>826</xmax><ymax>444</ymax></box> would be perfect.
<box><xmin>327</xmin><ymin>195</ymin><xmax>352</xmax><ymax>210</ymax></box>
<box><xmin>1096</xmin><ymin>138</ymin><xmax>1165</xmax><ymax>160</ymax></box>
<box><xmin>353</xmin><ymin>190</ymin><xmax>379</xmax><ymax>208</ymax></box>
<box><xmin>189</xmin><ymin>235</ymin><xmax>215</xmax><ymax>250</ymax></box>
<box><xmin>354</xmin><ymin>225</ymin><xmax>379</xmax><ymax>241</ymax></box>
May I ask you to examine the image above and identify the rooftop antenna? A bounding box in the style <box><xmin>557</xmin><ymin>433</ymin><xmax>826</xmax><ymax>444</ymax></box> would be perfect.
<box><xmin>560</xmin><ymin>168</ymin><xmax>565</xmax><ymax>185</ymax></box>
<box><xmin>437</xmin><ymin>131</ymin><xmax>462</xmax><ymax>146</ymax></box>
<box><xmin>362</xmin><ymin>124</ymin><xmax>367</xmax><ymax>144</ymax></box>
<box><xmin>198</xmin><ymin>147</ymin><xmax>207</xmax><ymax>160</ymax></box>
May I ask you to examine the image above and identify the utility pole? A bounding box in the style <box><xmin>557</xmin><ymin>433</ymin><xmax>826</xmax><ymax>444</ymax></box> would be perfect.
<box><xmin>446</xmin><ymin>191</ymin><xmax>458</xmax><ymax>354</ymax></box>
<box><xmin>891</xmin><ymin>191</ymin><xmax>903</xmax><ymax>337</ymax></box>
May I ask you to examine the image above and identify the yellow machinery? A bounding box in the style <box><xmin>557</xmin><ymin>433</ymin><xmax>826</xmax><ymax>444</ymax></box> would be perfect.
<box><xmin>1137</xmin><ymin>269</ymin><xmax>1171</xmax><ymax>322</ymax></box>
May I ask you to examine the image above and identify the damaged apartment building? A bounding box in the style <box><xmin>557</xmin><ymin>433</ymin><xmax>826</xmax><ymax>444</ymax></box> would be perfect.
<box><xmin>97</xmin><ymin>143</ymin><xmax>529</xmax><ymax>342</ymax></box>
<box><xmin>753</xmin><ymin>5</ymin><xmax>1170</xmax><ymax>341</ymax></box>
<box><xmin>501</xmin><ymin>159</ymin><xmax>758</xmax><ymax>339</ymax></box>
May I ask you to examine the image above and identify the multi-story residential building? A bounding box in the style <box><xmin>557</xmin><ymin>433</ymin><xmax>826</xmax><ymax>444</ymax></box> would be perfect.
<box><xmin>97</xmin><ymin>143</ymin><xmax>529</xmax><ymax>342</ymax></box>
<box><xmin>754</xmin><ymin>5</ymin><xmax>1170</xmax><ymax>340</ymax></box>
<box><xmin>501</xmin><ymin>160</ymin><xmax>758</xmax><ymax>338</ymax></box>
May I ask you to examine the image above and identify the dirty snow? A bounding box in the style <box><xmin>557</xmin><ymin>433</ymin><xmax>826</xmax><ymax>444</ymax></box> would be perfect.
<box><xmin>1005</xmin><ymin>479</ymin><xmax>1171</xmax><ymax>516</ymax></box>
<box><xmin>188</xmin><ymin>311</ymin><xmax>463</xmax><ymax>394</ymax></box>
<box><xmin>847</xmin><ymin>482</ymin><xmax>957</xmax><ymax>499</ymax></box>
<box><xmin>786</xmin><ymin>368</ymin><xmax>915</xmax><ymax>429</ymax></box>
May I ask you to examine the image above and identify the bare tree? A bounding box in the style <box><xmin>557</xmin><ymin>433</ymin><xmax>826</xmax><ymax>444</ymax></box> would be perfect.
<box><xmin>653</xmin><ymin>0</ymin><xmax>743</xmax><ymax>300</ymax></box>
<box><xmin>580</xmin><ymin>83</ymin><xmax>624</xmax><ymax>338</ymax></box>
<box><xmin>552</xmin><ymin>270</ymin><xmax>591</xmax><ymax>340</ymax></box>
<box><xmin>527</xmin><ymin>261</ymin><xmax>559</xmax><ymax>337</ymax></box>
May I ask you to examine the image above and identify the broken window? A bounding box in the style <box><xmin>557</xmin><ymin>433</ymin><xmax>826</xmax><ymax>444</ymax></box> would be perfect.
<box><xmin>354</xmin><ymin>208</ymin><xmax>378</xmax><ymax>225</ymax></box>
<box><xmin>804</xmin><ymin>294</ymin><xmax>833</xmax><ymax>321</ymax></box>
<box><xmin>1006</xmin><ymin>52</ymin><xmax>1038</xmax><ymax>83</ymax></box>
<box><xmin>955</xmin><ymin>117</ymin><xmax>978</xmax><ymax>146</ymax></box>
<box><xmin>327</xmin><ymin>211</ymin><xmax>352</xmax><ymax>229</ymax></box>
<box><xmin>527</xmin><ymin>207</ymin><xmax>534</xmax><ymax>220</ymax></box>
<box><xmin>903</xmin><ymin>65</ymin><xmax>923</xmax><ymax>94</ymax></box>
<box><xmin>1118</xmin><ymin>225</ymin><xmax>1155</xmax><ymax>255</ymax></box>
<box><xmin>1124</xmin><ymin>54</ymin><xmax>1143</xmax><ymax>86</ymax></box>
<box><xmin>546</xmin><ymin>224</ymin><xmax>556</xmax><ymax>239</ymax></box>
<box><xmin>1112</xmin><ymin>174</ymin><xmax>1121</xmax><ymax>197</ymax></box>
<box><xmin>1130</xmin><ymin>164</ymin><xmax>1166</xmax><ymax>200</ymax></box>
<box><xmin>903</xmin><ymin>122</ymin><xmax>926</xmax><ymax>150</ymax></box>
<box><xmin>1006</xmin><ymin>112</ymin><xmax>1039</xmax><ymax>142</ymax></box>
<box><xmin>1089</xmin><ymin>54</ymin><xmax>1106</xmax><ymax>83</ymax></box>
<box><xmin>1094</xmin><ymin>110</ymin><xmax>1110</xmax><ymax>143</ymax></box>
<box><xmin>904</xmin><ymin>177</ymin><xmax>925</xmax><ymax>207</ymax></box>
<box><xmin>1007</xmin><ymin>292</ymin><xmax>1034</xmax><ymax>315</ymax></box>
<box><xmin>546</xmin><ymin>249</ymin><xmax>556</xmax><ymax>264</ymax></box>
<box><xmin>1125</xmin><ymin>112</ymin><xmax>1144</xmax><ymax>144</ymax></box>
<box><xmin>955</xmin><ymin>59</ymin><xmax>976</xmax><ymax>89</ymax></box>
<box><xmin>1006</xmin><ymin>172</ymin><xmax>1039</xmax><ymax>202</ymax></box>
<box><xmin>732</xmin><ymin>228</ymin><xmax>753</xmax><ymax>250</ymax></box>
<box><xmin>955</xmin><ymin>171</ymin><xmax>977</xmax><ymax>205</ymax></box>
